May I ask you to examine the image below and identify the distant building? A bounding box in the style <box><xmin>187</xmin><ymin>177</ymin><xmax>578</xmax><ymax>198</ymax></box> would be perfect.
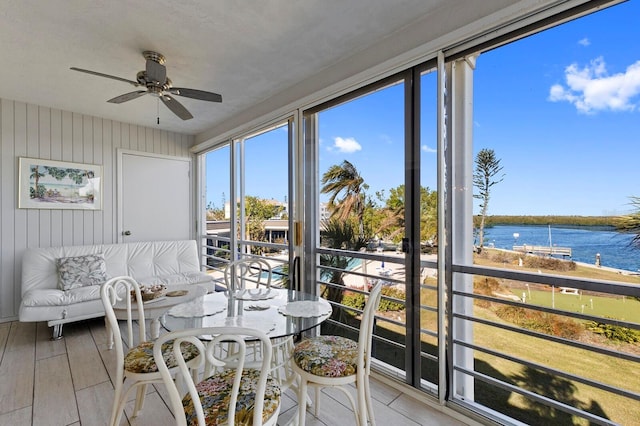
<box><xmin>320</xmin><ymin>202</ymin><xmax>331</xmax><ymax>222</ymax></box>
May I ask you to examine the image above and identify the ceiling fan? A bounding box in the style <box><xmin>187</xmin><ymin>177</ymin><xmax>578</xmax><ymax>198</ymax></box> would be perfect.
<box><xmin>70</xmin><ymin>51</ymin><xmax>222</xmax><ymax>121</ymax></box>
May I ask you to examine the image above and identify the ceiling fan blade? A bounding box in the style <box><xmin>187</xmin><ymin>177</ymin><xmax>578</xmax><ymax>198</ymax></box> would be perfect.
<box><xmin>146</xmin><ymin>59</ymin><xmax>166</xmax><ymax>84</ymax></box>
<box><xmin>169</xmin><ymin>87</ymin><xmax>222</xmax><ymax>103</ymax></box>
<box><xmin>70</xmin><ymin>67</ymin><xmax>140</xmax><ymax>87</ymax></box>
<box><xmin>161</xmin><ymin>94</ymin><xmax>193</xmax><ymax>120</ymax></box>
<box><xmin>108</xmin><ymin>91</ymin><xmax>147</xmax><ymax>104</ymax></box>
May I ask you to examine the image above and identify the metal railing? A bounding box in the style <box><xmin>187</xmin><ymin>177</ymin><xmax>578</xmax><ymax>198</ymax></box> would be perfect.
<box><xmin>200</xmin><ymin>234</ymin><xmax>289</xmax><ymax>289</ymax></box>
<box><xmin>200</xmin><ymin>234</ymin><xmax>639</xmax><ymax>424</ymax></box>
<box><xmin>450</xmin><ymin>264</ymin><xmax>640</xmax><ymax>425</ymax></box>
<box><xmin>313</xmin><ymin>247</ymin><xmax>440</xmax><ymax>392</ymax></box>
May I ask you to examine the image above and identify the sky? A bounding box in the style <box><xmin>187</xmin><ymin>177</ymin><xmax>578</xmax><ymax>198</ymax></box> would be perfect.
<box><xmin>207</xmin><ymin>1</ymin><xmax>640</xmax><ymax>217</ymax></box>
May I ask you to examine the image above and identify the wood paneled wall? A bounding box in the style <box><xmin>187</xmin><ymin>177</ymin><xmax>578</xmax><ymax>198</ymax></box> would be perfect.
<box><xmin>0</xmin><ymin>98</ymin><xmax>194</xmax><ymax>321</ymax></box>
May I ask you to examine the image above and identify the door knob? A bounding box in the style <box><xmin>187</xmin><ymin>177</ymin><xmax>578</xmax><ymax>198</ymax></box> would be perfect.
<box><xmin>122</xmin><ymin>230</ymin><xmax>132</xmax><ymax>236</ymax></box>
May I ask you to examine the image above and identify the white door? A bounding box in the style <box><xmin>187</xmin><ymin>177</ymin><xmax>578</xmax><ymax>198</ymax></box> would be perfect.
<box><xmin>118</xmin><ymin>150</ymin><xmax>192</xmax><ymax>242</ymax></box>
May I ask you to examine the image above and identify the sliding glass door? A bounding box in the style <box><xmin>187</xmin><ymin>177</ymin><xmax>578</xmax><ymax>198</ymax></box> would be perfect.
<box><xmin>303</xmin><ymin>68</ymin><xmax>441</xmax><ymax>389</ymax></box>
<box><xmin>201</xmin><ymin>119</ymin><xmax>295</xmax><ymax>287</ymax></box>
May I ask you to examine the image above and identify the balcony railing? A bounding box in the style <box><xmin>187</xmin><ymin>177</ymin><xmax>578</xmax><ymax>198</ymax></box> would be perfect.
<box><xmin>200</xmin><ymin>232</ymin><xmax>289</xmax><ymax>289</ymax></box>
<box><xmin>313</xmin><ymin>247</ymin><xmax>639</xmax><ymax>425</ymax></box>
<box><xmin>199</xmin><ymin>230</ymin><xmax>639</xmax><ymax>424</ymax></box>
<box><xmin>451</xmin><ymin>264</ymin><xmax>639</xmax><ymax>425</ymax></box>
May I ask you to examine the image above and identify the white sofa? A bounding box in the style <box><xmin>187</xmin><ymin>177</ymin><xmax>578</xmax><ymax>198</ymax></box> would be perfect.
<box><xmin>20</xmin><ymin>240</ymin><xmax>217</xmax><ymax>339</ymax></box>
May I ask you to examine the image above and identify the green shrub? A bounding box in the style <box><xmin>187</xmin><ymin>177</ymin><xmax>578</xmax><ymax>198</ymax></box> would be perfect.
<box><xmin>522</xmin><ymin>256</ymin><xmax>576</xmax><ymax>271</ymax></box>
<box><xmin>342</xmin><ymin>287</ymin><xmax>406</xmax><ymax>312</ymax></box>
<box><xmin>342</xmin><ymin>292</ymin><xmax>365</xmax><ymax>310</ymax></box>
<box><xmin>586</xmin><ymin>320</ymin><xmax>640</xmax><ymax>343</ymax></box>
<box><xmin>379</xmin><ymin>287</ymin><xmax>405</xmax><ymax>312</ymax></box>
<box><xmin>490</xmin><ymin>251</ymin><xmax>515</xmax><ymax>264</ymax></box>
<box><xmin>473</xmin><ymin>277</ymin><xmax>502</xmax><ymax>308</ymax></box>
<box><xmin>495</xmin><ymin>306</ymin><xmax>583</xmax><ymax>339</ymax></box>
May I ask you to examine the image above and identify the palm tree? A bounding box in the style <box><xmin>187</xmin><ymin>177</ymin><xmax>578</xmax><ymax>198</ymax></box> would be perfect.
<box><xmin>319</xmin><ymin>217</ymin><xmax>367</xmax><ymax>321</ymax></box>
<box><xmin>29</xmin><ymin>166</ymin><xmax>45</xmax><ymax>199</ymax></box>
<box><xmin>615</xmin><ymin>196</ymin><xmax>640</xmax><ymax>248</ymax></box>
<box><xmin>321</xmin><ymin>160</ymin><xmax>369</xmax><ymax>238</ymax></box>
<box><xmin>376</xmin><ymin>184</ymin><xmax>438</xmax><ymax>246</ymax></box>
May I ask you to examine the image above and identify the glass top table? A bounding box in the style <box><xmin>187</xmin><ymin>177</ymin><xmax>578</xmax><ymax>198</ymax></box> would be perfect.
<box><xmin>161</xmin><ymin>288</ymin><xmax>332</xmax><ymax>339</ymax></box>
<box><xmin>161</xmin><ymin>287</ymin><xmax>332</xmax><ymax>392</ymax></box>
<box><xmin>112</xmin><ymin>283</ymin><xmax>208</xmax><ymax>341</ymax></box>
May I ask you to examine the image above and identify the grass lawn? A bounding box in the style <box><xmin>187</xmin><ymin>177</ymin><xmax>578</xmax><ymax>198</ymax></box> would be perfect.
<box><xmin>523</xmin><ymin>288</ymin><xmax>640</xmax><ymax>323</ymax></box>
<box><xmin>369</xmin><ymin>253</ymin><xmax>640</xmax><ymax>425</ymax></box>
<box><xmin>328</xmin><ymin>248</ymin><xmax>639</xmax><ymax>424</ymax></box>
<box><xmin>472</xmin><ymin>306</ymin><xmax>639</xmax><ymax>425</ymax></box>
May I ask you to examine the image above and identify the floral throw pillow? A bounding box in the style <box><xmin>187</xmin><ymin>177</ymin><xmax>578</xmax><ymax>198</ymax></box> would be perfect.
<box><xmin>56</xmin><ymin>253</ymin><xmax>108</xmax><ymax>291</ymax></box>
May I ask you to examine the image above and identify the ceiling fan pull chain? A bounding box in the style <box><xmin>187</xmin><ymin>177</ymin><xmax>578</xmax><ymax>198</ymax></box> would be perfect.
<box><xmin>157</xmin><ymin>97</ymin><xmax>160</xmax><ymax>125</ymax></box>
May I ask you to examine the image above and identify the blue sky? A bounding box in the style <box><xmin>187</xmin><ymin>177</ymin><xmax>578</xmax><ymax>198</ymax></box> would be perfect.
<box><xmin>207</xmin><ymin>1</ymin><xmax>640</xmax><ymax>217</ymax></box>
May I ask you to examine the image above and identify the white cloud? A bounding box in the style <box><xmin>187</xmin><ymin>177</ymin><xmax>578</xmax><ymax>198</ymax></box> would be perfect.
<box><xmin>548</xmin><ymin>57</ymin><xmax>640</xmax><ymax>113</ymax></box>
<box><xmin>578</xmin><ymin>37</ymin><xmax>590</xmax><ymax>47</ymax></box>
<box><xmin>422</xmin><ymin>145</ymin><xmax>436</xmax><ymax>153</ymax></box>
<box><xmin>332</xmin><ymin>136</ymin><xmax>362</xmax><ymax>153</ymax></box>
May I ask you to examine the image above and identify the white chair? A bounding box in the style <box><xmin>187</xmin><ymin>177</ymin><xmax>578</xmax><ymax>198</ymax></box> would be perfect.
<box><xmin>224</xmin><ymin>257</ymin><xmax>273</xmax><ymax>291</ymax></box>
<box><xmin>292</xmin><ymin>282</ymin><xmax>383</xmax><ymax>426</ymax></box>
<box><xmin>153</xmin><ymin>326</ymin><xmax>281</xmax><ymax>426</ymax></box>
<box><xmin>101</xmin><ymin>276</ymin><xmax>200</xmax><ymax>426</ymax></box>
<box><xmin>223</xmin><ymin>257</ymin><xmax>296</xmax><ymax>389</ymax></box>
<box><xmin>223</xmin><ymin>258</ymin><xmax>275</xmax><ymax>362</ymax></box>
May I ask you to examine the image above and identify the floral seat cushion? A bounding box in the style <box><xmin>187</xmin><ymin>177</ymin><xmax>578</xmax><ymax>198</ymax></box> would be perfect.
<box><xmin>293</xmin><ymin>335</ymin><xmax>357</xmax><ymax>378</ymax></box>
<box><xmin>124</xmin><ymin>340</ymin><xmax>199</xmax><ymax>374</ymax></box>
<box><xmin>182</xmin><ymin>369</ymin><xmax>281</xmax><ymax>426</ymax></box>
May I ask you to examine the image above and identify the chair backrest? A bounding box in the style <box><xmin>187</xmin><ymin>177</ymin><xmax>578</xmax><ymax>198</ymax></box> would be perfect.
<box><xmin>224</xmin><ymin>257</ymin><xmax>272</xmax><ymax>291</ymax></box>
<box><xmin>100</xmin><ymin>276</ymin><xmax>147</xmax><ymax>361</ymax></box>
<box><xmin>153</xmin><ymin>326</ymin><xmax>274</xmax><ymax>426</ymax></box>
<box><xmin>358</xmin><ymin>282</ymin><xmax>383</xmax><ymax>375</ymax></box>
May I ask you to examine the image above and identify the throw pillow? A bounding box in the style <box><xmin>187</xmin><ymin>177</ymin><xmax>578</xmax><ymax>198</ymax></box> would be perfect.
<box><xmin>56</xmin><ymin>253</ymin><xmax>108</xmax><ymax>291</ymax></box>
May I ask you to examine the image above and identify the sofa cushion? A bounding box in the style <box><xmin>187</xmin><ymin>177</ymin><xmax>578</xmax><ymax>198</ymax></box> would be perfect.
<box><xmin>21</xmin><ymin>286</ymin><xmax>102</xmax><ymax>307</ymax></box>
<box><xmin>56</xmin><ymin>253</ymin><xmax>108</xmax><ymax>291</ymax></box>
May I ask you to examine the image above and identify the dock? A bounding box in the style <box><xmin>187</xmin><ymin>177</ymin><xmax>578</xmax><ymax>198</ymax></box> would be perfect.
<box><xmin>513</xmin><ymin>245</ymin><xmax>572</xmax><ymax>258</ymax></box>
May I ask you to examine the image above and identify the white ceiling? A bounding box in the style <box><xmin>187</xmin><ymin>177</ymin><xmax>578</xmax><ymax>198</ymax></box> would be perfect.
<box><xmin>0</xmin><ymin>0</ymin><xmax>524</xmax><ymax>137</ymax></box>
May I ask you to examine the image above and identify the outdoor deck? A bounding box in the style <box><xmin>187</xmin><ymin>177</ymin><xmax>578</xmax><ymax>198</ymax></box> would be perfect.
<box><xmin>0</xmin><ymin>319</ymin><xmax>471</xmax><ymax>426</ymax></box>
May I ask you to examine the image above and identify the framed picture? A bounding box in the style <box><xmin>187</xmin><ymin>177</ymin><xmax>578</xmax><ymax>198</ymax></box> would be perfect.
<box><xmin>18</xmin><ymin>157</ymin><xmax>102</xmax><ymax>210</ymax></box>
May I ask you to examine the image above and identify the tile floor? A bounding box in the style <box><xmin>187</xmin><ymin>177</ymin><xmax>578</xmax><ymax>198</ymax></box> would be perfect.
<box><xmin>0</xmin><ymin>319</ymin><xmax>474</xmax><ymax>425</ymax></box>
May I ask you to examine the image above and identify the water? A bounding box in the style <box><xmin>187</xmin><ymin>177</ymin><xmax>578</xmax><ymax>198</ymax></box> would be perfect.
<box><xmin>483</xmin><ymin>225</ymin><xmax>640</xmax><ymax>273</ymax></box>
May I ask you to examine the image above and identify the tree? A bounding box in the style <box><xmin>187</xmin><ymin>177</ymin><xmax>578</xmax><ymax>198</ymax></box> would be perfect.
<box><xmin>65</xmin><ymin>168</ymin><xmax>93</xmax><ymax>184</ymax></box>
<box><xmin>420</xmin><ymin>186</ymin><xmax>438</xmax><ymax>247</ymax></box>
<box><xmin>321</xmin><ymin>160</ymin><xmax>369</xmax><ymax>238</ymax></box>
<box><xmin>244</xmin><ymin>195</ymin><xmax>283</xmax><ymax>220</ymax></box>
<box><xmin>241</xmin><ymin>196</ymin><xmax>285</xmax><ymax>255</ymax></box>
<box><xmin>473</xmin><ymin>148</ymin><xmax>504</xmax><ymax>252</ymax></box>
<box><xmin>206</xmin><ymin>202</ymin><xmax>226</xmax><ymax>220</ymax></box>
<box><xmin>377</xmin><ymin>185</ymin><xmax>405</xmax><ymax>243</ymax></box>
<box><xmin>615</xmin><ymin>196</ymin><xmax>640</xmax><ymax>248</ymax></box>
<box><xmin>29</xmin><ymin>166</ymin><xmax>46</xmax><ymax>199</ymax></box>
<box><xmin>374</xmin><ymin>184</ymin><xmax>438</xmax><ymax>246</ymax></box>
<box><xmin>319</xmin><ymin>217</ymin><xmax>367</xmax><ymax>321</ymax></box>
